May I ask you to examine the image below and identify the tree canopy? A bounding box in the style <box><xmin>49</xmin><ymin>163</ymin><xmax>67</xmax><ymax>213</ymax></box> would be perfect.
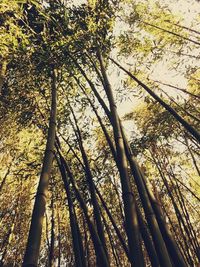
<box><xmin>0</xmin><ymin>0</ymin><xmax>199</xmax><ymax>266</ymax></box>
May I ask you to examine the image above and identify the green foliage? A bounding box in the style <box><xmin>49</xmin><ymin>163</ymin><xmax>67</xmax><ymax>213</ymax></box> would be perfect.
<box><xmin>0</xmin><ymin>0</ymin><xmax>199</xmax><ymax>266</ymax></box>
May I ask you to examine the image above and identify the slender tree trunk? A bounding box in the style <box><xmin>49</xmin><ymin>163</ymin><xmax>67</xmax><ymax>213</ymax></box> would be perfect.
<box><xmin>184</xmin><ymin>135</ymin><xmax>200</xmax><ymax>176</ymax></box>
<box><xmin>140</xmin><ymin>158</ymin><xmax>188</xmax><ymax>267</ymax></box>
<box><xmin>153</xmin><ymin>80</ymin><xmax>200</xmax><ymax>99</ymax></box>
<box><xmin>120</xmin><ymin>126</ymin><xmax>173</xmax><ymax>267</ymax></box>
<box><xmin>57</xmin><ymin>208</ymin><xmax>61</xmax><ymax>267</ymax></box>
<box><xmin>75</xmin><ymin>211</ymin><xmax>87</xmax><ymax>267</ymax></box>
<box><xmin>82</xmin><ymin>214</ymin><xmax>90</xmax><ymax>267</ymax></box>
<box><xmin>154</xmin><ymin>153</ymin><xmax>195</xmax><ymax>265</ymax></box>
<box><xmin>163</xmin><ymin>202</ymin><xmax>193</xmax><ymax>266</ymax></box>
<box><xmin>85</xmin><ymin>52</ymin><xmax>105</xmax><ymax>86</ymax></box>
<box><xmin>142</xmin><ymin>21</ymin><xmax>200</xmax><ymax>46</ymax></box>
<box><xmin>77</xmin><ymin>61</ymin><xmax>170</xmax><ymax>266</ymax></box>
<box><xmin>75</xmin><ymin>79</ymin><xmax>117</xmax><ymax>162</ymax></box>
<box><xmin>69</xmin><ymin>105</ymin><xmax>109</xmax><ymax>263</ymax></box>
<box><xmin>170</xmin><ymin>175</ymin><xmax>200</xmax><ymax>202</ymax></box>
<box><xmin>0</xmin><ymin>162</ymin><xmax>12</xmax><ymax>192</ymax></box>
<box><xmin>23</xmin><ymin>67</ymin><xmax>57</xmax><ymax>266</ymax></box>
<box><xmin>158</xmin><ymin>146</ymin><xmax>200</xmax><ymax>261</ymax></box>
<box><xmin>136</xmin><ymin>206</ymin><xmax>160</xmax><ymax>267</ymax></box>
<box><xmin>168</xmin><ymin>21</ymin><xmax>200</xmax><ymax>36</ymax></box>
<box><xmin>109</xmin><ymin>57</ymin><xmax>200</xmax><ymax>143</ymax></box>
<box><xmin>45</xmin><ymin>212</ymin><xmax>50</xmax><ymax>264</ymax></box>
<box><xmin>64</xmin><ymin>91</ymin><xmax>129</xmax><ymax>261</ymax></box>
<box><xmin>96</xmin><ymin>166</ymin><xmax>161</xmax><ymax>267</ymax></box>
<box><xmin>56</xmin><ymin>152</ymin><xmax>84</xmax><ymax>267</ymax></box>
<box><xmin>0</xmin><ymin>60</ymin><xmax>7</xmax><ymax>93</ymax></box>
<box><xmin>0</xmin><ymin>212</ymin><xmax>16</xmax><ymax>265</ymax></box>
<box><xmin>57</xmin><ymin>132</ymin><xmax>85</xmax><ymax>170</ymax></box>
<box><xmin>66</xmin><ymin>52</ymin><xmax>111</xmax><ymax>121</ymax></box>
<box><xmin>57</xmin><ymin>150</ymin><xmax>109</xmax><ymax>267</ymax></box>
<box><xmin>97</xmin><ymin>49</ymin><xmax>145</xmax><ymax>267</ymax></box>
<box><xmin>173</xmin><ymin>175</ymin><xmax>200</xmax><ymax>261</ymax></box>
<box><xmin>95</xmin><ymin>185</ymin><xmax>130</xmax><ymax>259</ymax></box>
<box><xmin>48</xmin><ymin>184</ymin><xmax>55</xmax><ymax>267</ymax></box>
<box><xmin>101</xmin><ymin>212</ymin><xmax>121</xmax><ymax>267</ymax></box>
<box><xmin>159</xmin><ymin>88</ymin><xmax>200</xmax><ymax>123</ymax></box>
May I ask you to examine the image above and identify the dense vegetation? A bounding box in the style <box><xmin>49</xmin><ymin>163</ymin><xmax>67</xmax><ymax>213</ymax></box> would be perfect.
<box><xmin>0</xmin><ymin>0</ymin><xmax>199</xmax><ymax>266</ymax></box>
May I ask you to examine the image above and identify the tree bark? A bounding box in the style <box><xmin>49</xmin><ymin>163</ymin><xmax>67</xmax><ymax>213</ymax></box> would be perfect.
<box><xmin>97</xmin><ymin>49</ymin><xmax>145</xmax><ymax>267</ymax></box>
<box><xmin>48</xmin><ymin>185</ymin><xmax>55</xmax><ymax>267</ymax></box>
<box><xmin>69</xmin><ymin>105</ymin><xmax>109</xmax><ymax>264</ymax></box>
<box><xmin>56</xmin><ymin>153</ymin><xmax>85</xmax><ymax>267</ymax></box>
<box><xmin>95</xmin><ymin>185</ymin><xmax>130</xmax><ymax>260</ymax></box>
<box><xmin>121</xmin><ymin>128</ymin><xmax>174</xmax><ymax>267</ymax></box>
<box><xmin>141</xmin><ymin>160</ymin><xmax>187</xmax><ymax>267</ymax></box>
<box><xmin>57</xmin><ymin>150</ymin><xmax>110</xmax><ymax>267</ymax></box>
<box><xmin>23</xmin><ymin>67</ymin><xmax>57</xmax><ymax>266</ymax></box>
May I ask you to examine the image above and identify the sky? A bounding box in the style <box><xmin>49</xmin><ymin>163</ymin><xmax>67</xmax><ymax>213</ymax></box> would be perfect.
<box><xmin>115</xmin><ymin>0</ymin><xmax>200</xmax><ymax>116</ymax></box>
<box><xmin>107</xmin><ymin>0</ymin><xmax>200</xmax><ymax>136</ymax></box>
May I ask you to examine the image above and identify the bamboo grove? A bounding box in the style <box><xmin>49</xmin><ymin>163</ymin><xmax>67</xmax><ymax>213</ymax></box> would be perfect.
<box><xmin>0</xmin><ymin>0</ymin><xmax>199</xmax><ymax>266</ymax></box>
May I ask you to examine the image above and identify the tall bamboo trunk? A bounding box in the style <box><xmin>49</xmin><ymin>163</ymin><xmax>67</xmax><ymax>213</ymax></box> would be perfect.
<box><xmin>88</xmin><ymin>94</ymin><xmax>167</xmax><ymax>266</ymax></box>
<box><xmin>69</xmin><ymin>106</ymin><xmax>109</xmax><ymax>263</ymax></box>
<box><xmin>140</xmin><ymin>164</ymin><xmax>188</xmax><ymax>267</ymax></box>
<box><xmin>23</xmin><ymin>67</ymin><xmax>57</xmax><ymax>266</ymax></box>
<box><xmin>136</xmin><ymin>206</ymin><xmax>160</xmax><ymax>267</ymax></box>
<box><xmin>163</xmin><ymin>203</ymin><xmax>193</xmax><ymax>266</ymax></box>
<box><xmin>173</xmin><ymin>173</ymin><xmax>200</xmax><ymax>261</ymax></box>
<box><xmin>82</xmin><ymin>213</ymin><xmax>90</xmax><ymax>267</ymax></box>
<box><xmin>85</xmin><ymin>51</ymin><xmax>174</xmax><ymax>266</ymax></box>
<box><xmin>84</xmin><ymin>89</ymin><xmax>161</xmax><ymax>266</ymax></box>
<box><xmin>95</xmin><ymin>185</ymin><xmax>130</xmax><ymax>260</ymax></box>
<box><xmin>57</xmin><ymin>208</ymin><xmax>61</xmax><ymax>267</ymax></box>
<box><xmin>185</xmin><ymin>135</ymin><xmax>200</xmax><ymax>176</ymax></box>
<box><xmin>155</xmin><ymin>159</ymin><xmax>193</xmax><ymax>263</ymax></box>
<box><xmin>101</xmin><ymin>212</ymin><xmax>121</xmax><ymax>267</ymax></box>
<box><xmin>97</xmin><ymin>49</ymin><xmax>145</xmax><ymax>267</ymax></box>
<box><xmin>58</xmin><ymin>151</ymin><xmax>110</xmax><ymax>267</ymax></box>
<box><xmin>67</xmin><ymin>52</ymin><xmax>111</xmax><ymax>121</ymax></box>
<box><xmin>0</xmin><ymin>210</ymin><xmax>16</xmax><ymax>265</ymax></box>
<box><xmin>153</xmin><ymin>147</ymin><xmax>199</xmax><ymax>263</ymax></box>
<box><xmin>121</xmin><ymin>128</ymin><xmax>174</xmax><ymax>267</ymax></box>
<box><xmin>76</xmin><ymin>62</ymin><xmax>173</xmax><ymax>266</ymax></box>
<box><xmin>48</xmin><ymin>186</ymin><xmax>55</xmax><ymax>267</ymax></box>
<box><xmin>75</xmin><ymin>211</ymin><xmax>87</xmax><ymax>267</ymax></box>
<box><xmin>0</xmin><ymin>61</ymin><xmax>7</xmax><ymax>93</ymax></box>
<box><xmin>56</xmin><ymin>153</ymin><xmax>85</xmax><ymax>267</ymax></box>
<box><xmin>76</xmin><ymin>80</ymin><xmax>117</xmax><ymax>162</ymax></box>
